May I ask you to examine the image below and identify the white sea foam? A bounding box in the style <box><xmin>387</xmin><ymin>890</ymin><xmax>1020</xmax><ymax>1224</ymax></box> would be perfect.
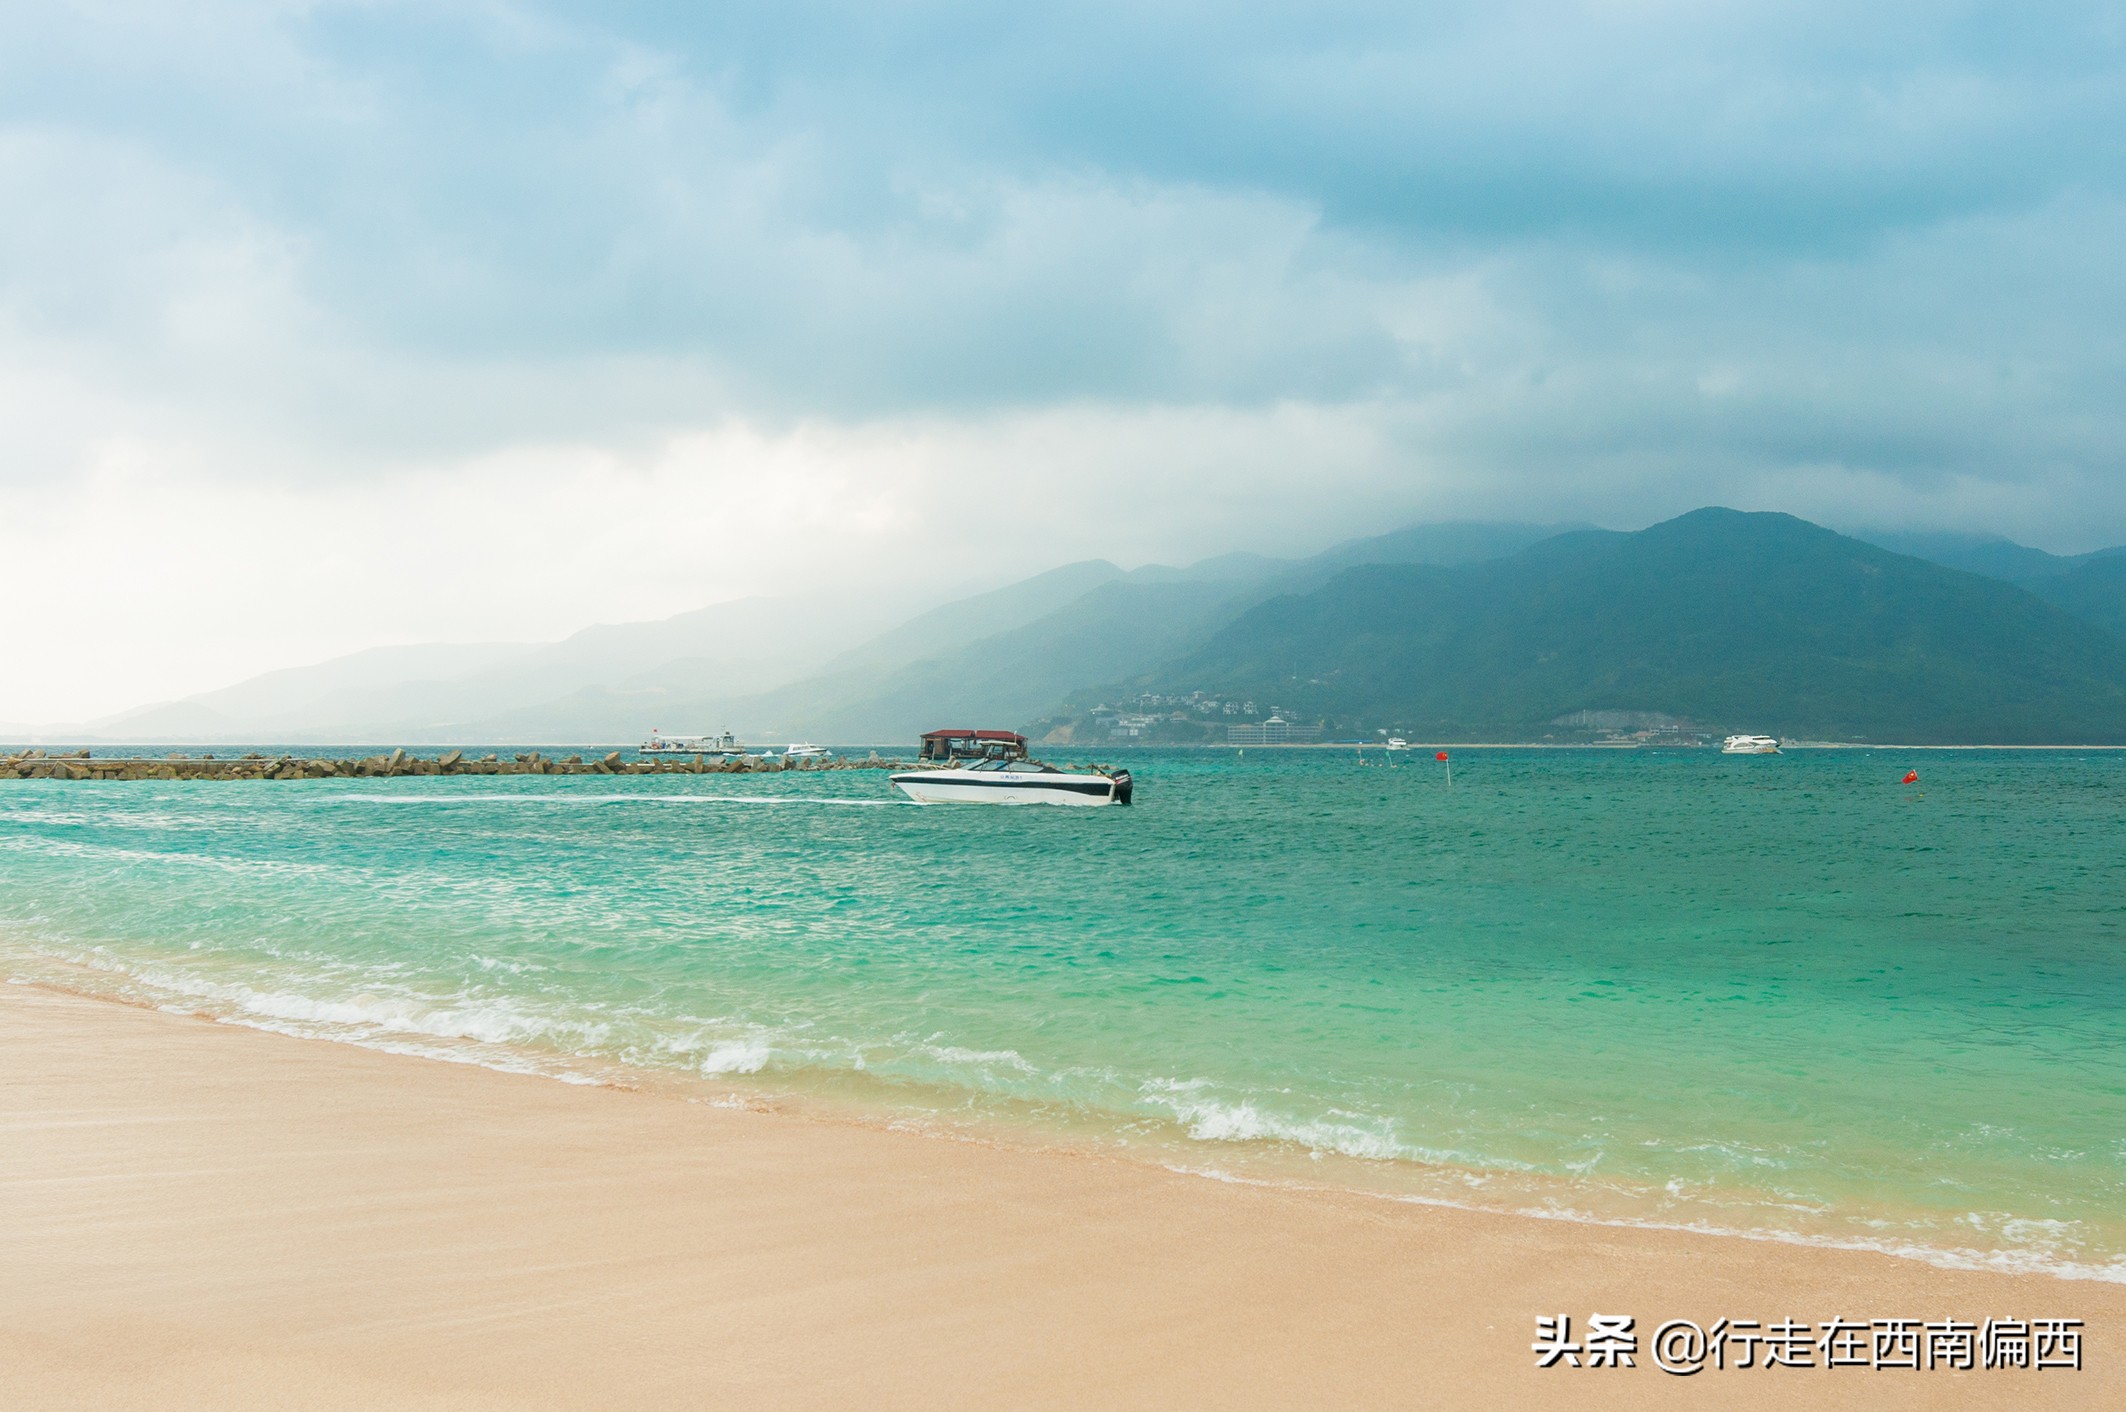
<box><xmin>651</xmin><ymin>1018</ymin><xmax>798</xmax><ymax>1076</ymax></box>
<box><xmin>915</xmin><ymin>1043</ymin><xmax>1040</xmax><ymax>1074</ymax></box>
<box><xmin>1643</xmin><ymin>1137</ymin><xmax>1791</xmax><ymax>1169</ymax></box>
<box><xmin>1139</xmin><ymin>1078</ymin><xmax>1413</xmax><ymax>1162</ymax></box>
<box><xmin>1143</xmin><ymin>1157</ymin><xmax>2126</xmax><ymax>1285</ymax></box>
<box><xmin>1483</xmin><ymin>1203</ymin><xmax>2126</xmax><ymax>1286</ymax></box>
<box><xmin>699</xmin><ymin>1037</ymin><xmax>772</xmax><ymax>1074</ymax></box>
<box><xmin>63</xmin><ymin>951</ymin><xmax>618</xmax><ymax>1056</ymax></box>
<box><xmin>0</xmin><ymin>834</ymin><xmax>344</xmax><ymax>878</ymax></box>
<box><xmin>217</xmin><ymin>984</ymin><xmax>614</xmax><ymax>1051</ymax></box>
<box><xmin>471</xmin><ymin>955</ymin><xmax>542</xmax><ymax>974</ymax></box>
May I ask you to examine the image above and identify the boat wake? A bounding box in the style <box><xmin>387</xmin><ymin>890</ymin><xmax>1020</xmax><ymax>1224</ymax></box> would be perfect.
<box><xmin>322</xmin><ymin>793</ymin><xmax>905</xmax><ymax>807</ymax></box>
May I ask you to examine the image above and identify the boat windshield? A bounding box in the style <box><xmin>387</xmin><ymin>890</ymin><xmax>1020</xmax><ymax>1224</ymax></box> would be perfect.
<box><xmin>920</xmin><ymin>730</ymin><xmax>1030</xmax><ymax>762</ymax></box>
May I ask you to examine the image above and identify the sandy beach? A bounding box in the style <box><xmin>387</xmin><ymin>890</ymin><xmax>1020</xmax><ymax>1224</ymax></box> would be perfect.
<box><xmin>1</xmin><ymin>983</ymin><xmax>2116</xmax><ymax>1410</ymax></box>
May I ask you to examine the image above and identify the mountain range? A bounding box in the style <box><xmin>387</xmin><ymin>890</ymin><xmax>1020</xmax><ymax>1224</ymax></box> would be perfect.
<box><xmin>73</xmin><ymin>522</ymin><xmax>1575</xmax><ymax>744</ymax></box>
<box><xmin>51</xmin><ymin>511</ymin><xmax>2126</xmax><ymax>747</ymax></box>
<box><xmin>1852</xmin><ymin>530</ymin><xmax>2126</xmax><ymax>640</ymax></box>
<box><xmin>1113</xmin><ymin>510</ymin><xmax>2126</xmax><ymax>744</ymax></box>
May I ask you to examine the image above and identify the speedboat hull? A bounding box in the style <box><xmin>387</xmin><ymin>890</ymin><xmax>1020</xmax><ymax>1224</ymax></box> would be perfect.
<box><xmin>892</xmin><ymin>768</ymin><xmax>1132</xmax><ymax>806</ymax></box>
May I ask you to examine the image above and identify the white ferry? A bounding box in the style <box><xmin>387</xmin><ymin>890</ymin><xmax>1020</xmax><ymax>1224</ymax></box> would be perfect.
<box><xmin>1721</xmin><ymin>734</ymin><xmax>1781</xmax><ymax>755</ymax></box>
<box><xmin>640</xmin><ymin>730</ymin><xmax>747</xmax><ymax>757</ymax></box>
<box><xmin>891</xmin><ymin>729</ymin><xmax>1132</xmax><ymax>807</ymax></box>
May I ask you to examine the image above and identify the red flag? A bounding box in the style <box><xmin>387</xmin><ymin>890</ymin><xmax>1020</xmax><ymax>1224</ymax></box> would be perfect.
<box><xmin>1902</xmin><ymin>770</ymin><xmax>1919</xmax><ymax>784</ymax></box>
<box><xmin>1436</xmin><ymin>751</ymin><xmax>1449</xmax><ymax>761</ymax></box>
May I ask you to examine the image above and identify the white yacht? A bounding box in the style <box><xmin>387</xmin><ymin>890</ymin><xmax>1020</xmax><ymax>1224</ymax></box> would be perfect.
<box><xmin>1721</xmin><ymin>734</ymin><xmax>1781</xmax><ymax>755</ymax></box>
<box><xmin>781</xmin><ymin>743</ymin><xmax>833</xmax><ymax>761</ymax></box>
<box><xmin>891</xmin><ymin>729</ymin><xmax>1133</xmax><ymax>807</ymax></box>
<box><xmin>640</xmin><ymin>730</ymin><xmax>746</xmax><ymax>757</ymax></box>
<box><xmin>1384</xmin><ymin>737</ymin><xmax>1410</xmax><ymax>752</ymax></box>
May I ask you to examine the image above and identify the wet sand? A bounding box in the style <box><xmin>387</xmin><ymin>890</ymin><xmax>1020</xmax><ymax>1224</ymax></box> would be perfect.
<box><xmin>3</xmin><ymin>982</ymin><xmax>2118</xmax><ymax>1410</ymax></box>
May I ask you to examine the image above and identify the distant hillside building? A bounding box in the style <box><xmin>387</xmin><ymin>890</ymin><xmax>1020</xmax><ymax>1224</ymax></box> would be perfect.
<box><xmin>1107</xmin><ymin>713</ymin><xmax>1162</xmax><ymax>739</ymax></box>
<box><xmin>1226</xmin><ymin>715</ymin><xmax>1321</xmax><ymax>745</ymax></box>
<box><xmin>1551</xmin><ymin>709</ymin><xmax>1689</xmax><ymax>733</ymax></box>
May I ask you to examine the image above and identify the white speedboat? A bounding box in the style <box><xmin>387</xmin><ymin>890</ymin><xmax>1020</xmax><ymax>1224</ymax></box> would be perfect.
<box><xmin>781</xmin><ymin>743</ymin><xmax>833</xmax><ymax>761</ymax></box>
<box><xmin>1384</xmin><ymin>737</ymin><xmax>1410</xmax><ymax>752</ymax></box>
<box><xmin>641</xmin><ymin>730</ymin><xmax>746</xmax><ymax>757</ymax></box>
<box><xmin>1721</xmin><ymin>734</ymin><xmax>1781</xmax><ymax>754</ymax></box>
<box><xmin>892</xmin><ymin>728</ymin><xmax>1132</xmax><ymax>806</ymax></box>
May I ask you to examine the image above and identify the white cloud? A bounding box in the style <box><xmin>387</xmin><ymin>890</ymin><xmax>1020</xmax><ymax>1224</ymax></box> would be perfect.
<box><xmin>0</xmin><ymin>401</ymin><xmax>1430</xmax><ymax>722</ymax></box>
<box><xmin>4</xmin><ymin>1</ymin><xmax>2126</xmax><ymax>723</ymax></box>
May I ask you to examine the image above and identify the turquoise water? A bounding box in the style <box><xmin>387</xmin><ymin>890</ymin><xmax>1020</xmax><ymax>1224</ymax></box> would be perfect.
<box><xmin>4</xmin><ymin>749</ymin><xmax>2123</xmax><ymax>1278</ymax></box>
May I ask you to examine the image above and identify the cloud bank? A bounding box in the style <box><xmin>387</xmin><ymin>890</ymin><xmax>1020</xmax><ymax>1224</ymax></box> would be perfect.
<box><xmin>4</xmin><ymin>2</ymin><xmax>2124</xmax><ymax>719</ymax></box>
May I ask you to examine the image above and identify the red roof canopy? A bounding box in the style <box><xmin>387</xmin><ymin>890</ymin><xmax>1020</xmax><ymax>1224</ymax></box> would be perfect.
<box><xmin>920</xmin><ymin>729</ymin><xmax>1028</xmax><ymax>744</ymax></box>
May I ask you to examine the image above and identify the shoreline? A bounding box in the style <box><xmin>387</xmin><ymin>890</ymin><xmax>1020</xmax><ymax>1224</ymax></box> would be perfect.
<box><xmin>13</xmin><ymin>944</ymin><xmax>2121</xmax><ymax>1290</ymax></box>
<box><xmin>5</xmin><ymin>981</ymin><xmax>2121</xmax><ymax>1409</ymax></box>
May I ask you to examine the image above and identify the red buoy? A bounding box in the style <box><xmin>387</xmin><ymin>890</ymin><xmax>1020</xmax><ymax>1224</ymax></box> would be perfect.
<box><xmin>1436</xmin><ymin>751</ymin><xmax>1449</xmax><ymax>761</ymax></box>
<box><xmin>1902</xmin><ymin>770</ymin><xmax>1919</xmax><ymax>784</ymax></box>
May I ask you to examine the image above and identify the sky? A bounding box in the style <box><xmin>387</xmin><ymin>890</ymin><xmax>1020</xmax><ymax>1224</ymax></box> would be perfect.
<box><xmin>4</xmin><ymin>1</ymin><xmax>2125</xmax><ymax>722</ymax></box>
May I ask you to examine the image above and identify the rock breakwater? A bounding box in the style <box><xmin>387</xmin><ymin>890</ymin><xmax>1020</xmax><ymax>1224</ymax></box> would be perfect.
<box><xmin>3</xmin><ymin>748</ymin><xmax>907</xmax><ymax>782</ymax></box>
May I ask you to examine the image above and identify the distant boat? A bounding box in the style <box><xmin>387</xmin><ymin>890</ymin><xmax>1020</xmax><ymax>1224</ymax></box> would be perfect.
<box><xmin>641</xmin><ymin>730</ymin><xmax>747</xmax><ymax>757</ymax></box>
<box><xmin>1721</xmin><ymin>734</ymin><xmax>1781</xmax><ymax>754</ymax></box>
<box><xmin>781</xmin><ymin>743</ymin><xmax>833</xmax><ymax>761</ymax></box>
<box><xmin>892</xmin><ymin>729</ymin><xmax>1132</xmax><ymax>806</ymax></box>
<box><xmin>1384</xmin><ymin>738</ymin><xmax>1410</xmax><ymax>752</ymax></box>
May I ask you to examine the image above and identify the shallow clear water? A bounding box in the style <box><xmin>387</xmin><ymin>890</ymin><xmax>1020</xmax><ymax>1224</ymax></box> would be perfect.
<box><xmin>4</xmin><ymin>748</ymin><xmax>2123</xmax><ymax>1278</ymax></box>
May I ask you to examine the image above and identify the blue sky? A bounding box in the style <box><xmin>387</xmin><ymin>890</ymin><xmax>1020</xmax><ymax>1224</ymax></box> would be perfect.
<box><xmin>4</xmin><ymin>2</ymin><xmax>2125</xmax><ymax>718</ymax></box>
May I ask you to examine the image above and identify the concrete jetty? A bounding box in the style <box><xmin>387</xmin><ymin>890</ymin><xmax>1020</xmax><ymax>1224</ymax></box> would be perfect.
<box><xmin>2</xmin><ymin>748</ymin><xmax>907</xmax><ymax>782</ymax></box>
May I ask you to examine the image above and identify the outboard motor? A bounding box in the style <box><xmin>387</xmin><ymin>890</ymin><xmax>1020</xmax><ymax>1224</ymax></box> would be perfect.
<box><xmin>1110</xmin><ymin>769</ymin><xmax>1133</xmax><ymax>805</ymax></box>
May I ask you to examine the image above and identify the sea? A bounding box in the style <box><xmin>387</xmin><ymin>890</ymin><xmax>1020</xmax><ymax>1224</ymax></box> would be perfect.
<box><xmin>4</xmin><ymin>746</ymin><xmax>2122</xmax><ymax>1280</ymax></box>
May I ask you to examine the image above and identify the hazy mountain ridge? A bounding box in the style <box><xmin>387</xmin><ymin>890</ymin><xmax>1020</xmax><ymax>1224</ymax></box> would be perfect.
<box><xmin>85</xmin><ymin>592</ymin><xmax>927</xmax><ymax>743</ymax></box>
<box><xmin>1103</xmin><ymin>510</ymin><xmax>2126</xmax><ymax>743</ymax></box>
<box><xmin>60</xmin><ymin>513</ymin><xmax>2126</xmax><ymax>747</ymax></box>
<box><xmin>92</xmin><ymin>642</ymin><xmax>541</xmax><ymax>740</ymax></box>
<box><xmin>71</xmin><ymin>523</ymin><xmax>1576</xmax><ymax>744</ymax></box>
<box><xmin>720</xmin><ymin>578</ymin><xmax>1271</xmax><ymax>743</ymax></box>
<box><xmin>692</xmin><ymin>522</ymin><xmax>1590</xmax><ymax>742</ymax></box>
<box><xmin>2037</xmin><ymin>554</ymin><xmax>2126</xmax><ymax>639</ymax></box>
<box><xmin>422</xmin><ymin>561</ymin><xmax>1139</xmax><ymax>744</ymax></box>
<box><xmin>1855</xmin><ymin>530</ymin><xmax>2126</xmax><ymax>639</ymax></box>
